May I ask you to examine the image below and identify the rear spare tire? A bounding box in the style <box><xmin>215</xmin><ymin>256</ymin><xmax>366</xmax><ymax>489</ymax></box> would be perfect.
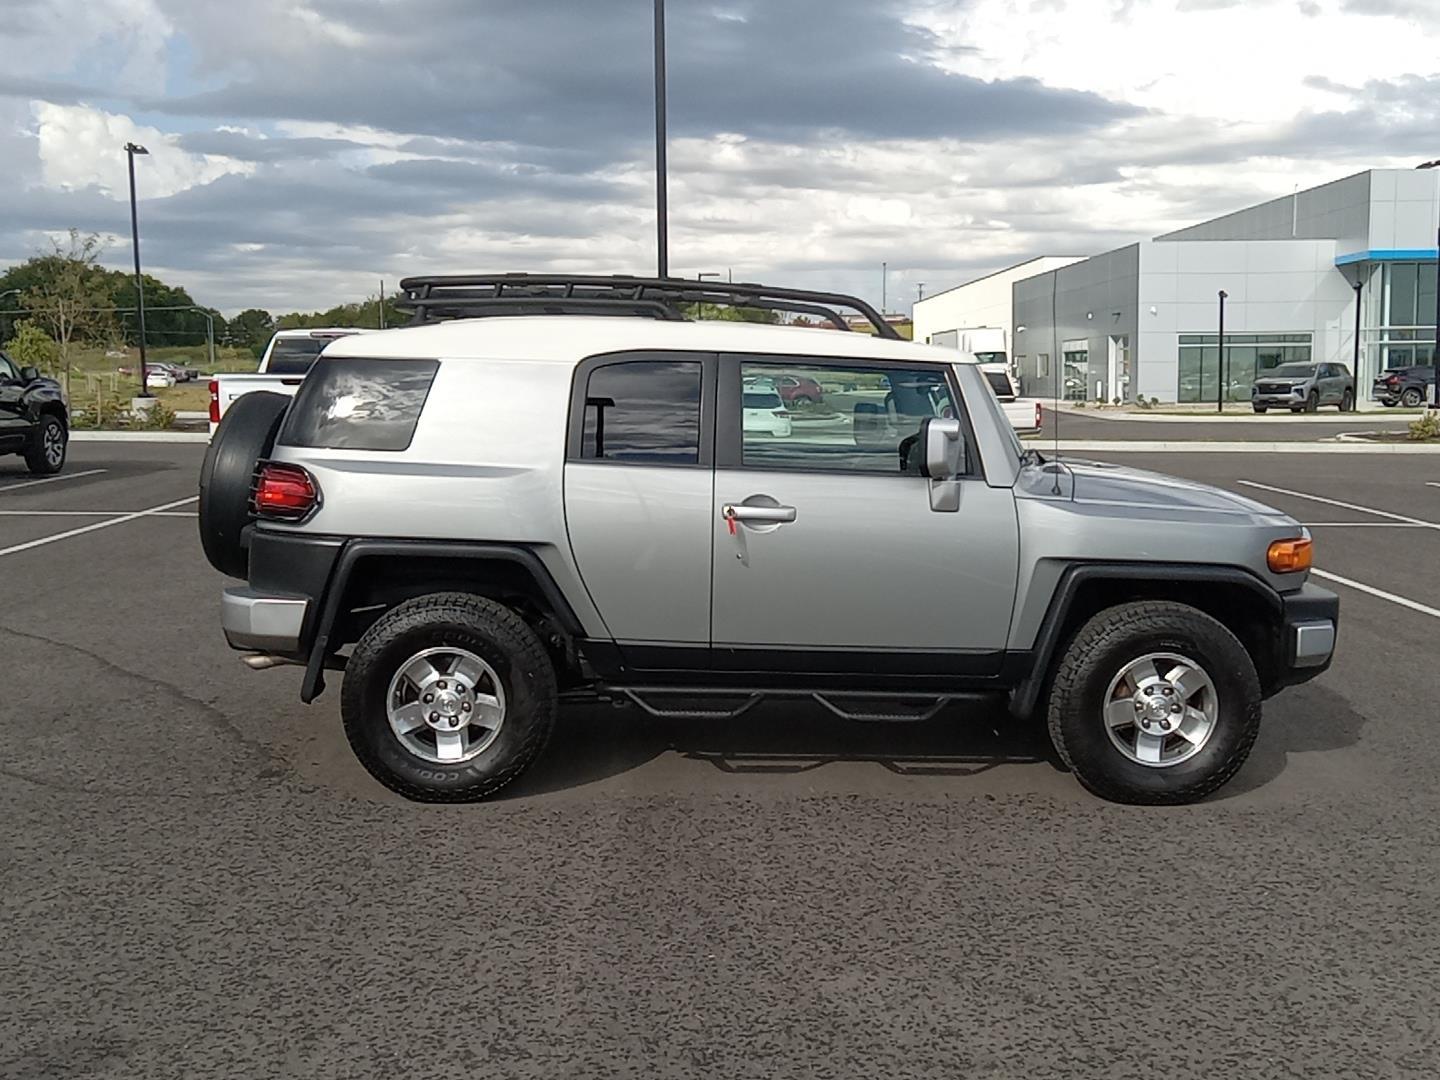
<box><xmin>198</xmin><ymin>391</ymin><xmax>291</xmax><ymax>578</ymax></box>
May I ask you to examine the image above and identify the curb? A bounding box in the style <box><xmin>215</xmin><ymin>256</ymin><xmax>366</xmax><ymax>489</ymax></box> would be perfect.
<box><xmin>1047</xmin><ymin>404</ymin><xmax>1418</xmax><ymax>424</ymax></box>
<box><xmin>1048</xmin><ymin>440</ymin><xmax>1440</xmax><ymax>453</ymax></box>
<box><xmin>70</xmin><ymin>431</ymin><xmax>210</xmax><ymax>444</ymax></box>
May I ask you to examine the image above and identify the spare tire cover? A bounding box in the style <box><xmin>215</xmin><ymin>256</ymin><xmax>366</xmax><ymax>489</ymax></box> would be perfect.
<box><xmin>198</xmin><ymin>391</ymin><xmax>292</xmax><ymax>578</ymax></box>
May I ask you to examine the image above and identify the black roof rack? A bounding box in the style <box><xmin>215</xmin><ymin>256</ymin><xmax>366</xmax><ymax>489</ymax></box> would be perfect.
<box><xmin>395</xmin><ymin>273</ymin><xmax>901</xmax><ymax>340</ymax></box>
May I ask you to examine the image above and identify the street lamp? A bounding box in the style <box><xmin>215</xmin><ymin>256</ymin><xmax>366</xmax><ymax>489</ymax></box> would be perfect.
<box><xmin>125</xmin><ymin>142</ymin><xmax>151</xmax><ymax>397</ymax></box>
<box><xmin>1353</xmin><ymin>278</ymin><xmax>1363</xmax><ymax>381</ymax></box>
<box><xmin>653</xmin><ymin>0</ymin><xmax>668</xmax><ymax>278</ymax></box>
<box><xmin>1216</xmin><ymin>290</ymin><xmax>1228</xmax><ymax>414</ymax></box>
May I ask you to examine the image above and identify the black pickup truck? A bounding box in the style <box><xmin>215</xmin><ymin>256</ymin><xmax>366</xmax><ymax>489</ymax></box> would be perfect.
<box><xmin>0</xmin><ymin>350</ymin><xmax>68</xmax><ymax>475</ymax></box>
<box><xmin>1372</xmin><ymin>364</ymin><xmax>1437</xmax><ymax>408</ymax></box>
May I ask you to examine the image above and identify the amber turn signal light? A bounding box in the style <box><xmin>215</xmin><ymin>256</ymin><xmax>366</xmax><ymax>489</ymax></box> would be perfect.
<box><xmin>1267</xmin><ymin>538</ymin><xmax>1312</xmax><ymax>573</ymax></box>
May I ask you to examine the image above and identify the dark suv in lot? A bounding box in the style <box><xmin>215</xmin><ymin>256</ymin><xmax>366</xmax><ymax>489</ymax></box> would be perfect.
<box><xmin>1372</xmin><ymin>365</ymin><xmax>1436</xmax><ymax>408</ymax></box>
<box><xmin>0</xmin><ymin>350</ymin><xmax>68</xmax><ymax>474</ymax></box>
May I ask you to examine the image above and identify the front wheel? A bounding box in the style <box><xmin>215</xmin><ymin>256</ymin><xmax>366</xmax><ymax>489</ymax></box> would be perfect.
<box><xmin>1252</xmin><ymin>405</ymin><xmax>1267</xmax><ymax>414</ymax></box>
<box><xmin>1304</xmin><ymin>391</ymin><xmax>1319</xmax><ymax>413</ymax></box>
<box><xmin>1340</xmin><ymin>390</ymin><xmax>1354</xmax><ymax>412</ymax></box>
<box><xmin>341</xmin><ymin>593</ymin><xmax>556</xmax><ymax>802</ymax></box>
<box><xmin>24</xmin><ymin>414</ymin><xmax>67</xmax><ymax>475</ymax></box>
<box><xmin>1046</xmin><ymin>601</ymin><xmax>1261</xmax><ymax>804</ymax></box>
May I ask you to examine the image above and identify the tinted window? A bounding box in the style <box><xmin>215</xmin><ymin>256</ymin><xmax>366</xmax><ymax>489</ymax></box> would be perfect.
<box><xmin>279</xmin><ymin>357</ymin><xmax>438</xmax><ymax>451</ymax></box>
<box><xmin>743</xmin><ymin>391</ymin><xmax>783</xmax><ymax>409</ymax></box>
<box><xmin>580</xmin><ymin>360</ymin><xmax>701</xmax><ymax>464</ymax></box>
<box><xmin>737</xmin><ymin>360</ymin><xmax>957</xmax><ymax>474</ymax></box>
<box><xmin>266</xmin><ymin>335</ymin><xmax>356</xmax><ymax>375</ymax></box>
<box><xmin>982</xmin><ymin>370</ymin><xmax>1014</xmax><ymax>396</ymax></box>
<box><xmin>1271</xmin><ymin>363</ymin><xmax>1316</xmax><ymax>378</ymax></box>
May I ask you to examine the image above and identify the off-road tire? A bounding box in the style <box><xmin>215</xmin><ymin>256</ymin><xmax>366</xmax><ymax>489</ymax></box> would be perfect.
<box><xmin>1046</xmin><ymin>600</ymin><xmax>1261</xmax><ymax>805</ymax></box>
<box><xmin>24</xmin><ymin>414</ymin><xmax>66</xmax><ymax>475</ymax></box>
<box><xmin>342</xmin><ymin>593</ymin><xmax>557</xmax><ymax>803</ymax></box>
<box><xmin>197</xmin><ymin>391</ymin><xmax>290</xmax><ymax>578</ymax></box>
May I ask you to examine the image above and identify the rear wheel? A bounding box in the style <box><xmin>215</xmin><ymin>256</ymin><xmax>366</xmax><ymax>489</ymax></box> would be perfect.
<box><xmin>1401</xmin><ymin>387</ymin><xmax>1424</xmax><ymax>408</ymax></box>
<box><xmin>1046</xmin><ymin>600</ymin><xmax>1261</xmax><ymax>804</ymax></box>
<box><xmin>342</xmin><ymin>593</ymin><xmax>557</xmax><ymax>802</ymax></box>
<box><xmin>24</xmin><ymin>414</ymin><xmax>66</xmax><ymax>475</ymax></box>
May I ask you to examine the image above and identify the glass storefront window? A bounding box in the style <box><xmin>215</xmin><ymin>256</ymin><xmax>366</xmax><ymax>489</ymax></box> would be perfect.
<box><xmin>1177</xmin><ymin>332</ymin><xmax>1312</xmax><ymax>402</ymax></box>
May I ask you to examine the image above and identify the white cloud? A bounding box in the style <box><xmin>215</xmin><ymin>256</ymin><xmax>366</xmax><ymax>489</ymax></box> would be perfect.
<box><xmin>32</xmin><ymin>103</ymin><xmax>253</xmax><ymax>198</ymax></box>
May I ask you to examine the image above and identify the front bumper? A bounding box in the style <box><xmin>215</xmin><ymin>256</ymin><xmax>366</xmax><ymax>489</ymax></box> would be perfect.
<box><xmin>1252</xmin><ymin>392</ymin><xmax>1304</xmax><ymax>408</ymax></box>
<box><xmin>1273</xmin><ymin>582</ymin><xmax>1339</xmax><ymax>688</ymax></box>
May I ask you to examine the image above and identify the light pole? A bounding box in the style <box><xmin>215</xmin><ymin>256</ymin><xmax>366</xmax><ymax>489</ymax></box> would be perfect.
<box><xmin>1433</xmin><ymin>225</ymin><xmax>1440</xmax><ymax>409</ymax></box>
<box><xmin>1353</xmin><ymin>278</ymin><xmax>1363</xmax><ymax>382</ymax></box>
<box><xmin>1216</xmin><ymin>290</ymin><xmax>1227</xmax><ymax>414</ymax></box>
<box><xmin>881</xmin><ymin>261</ymin><xmax>888</xmax><ymax>314</ymax></box>
<box><xmin>125</xmin><ymin>142</ymin><xmax>151</xmax><ymax>397</ymax></box>
<box><xmin>653</xmin><ymin>0</ymin><xmax>669</xmax><ymax>278</ymax></box>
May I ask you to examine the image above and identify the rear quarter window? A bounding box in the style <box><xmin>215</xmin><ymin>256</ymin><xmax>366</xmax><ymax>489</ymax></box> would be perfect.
<box><xmin>278</xmin><ymin>357</ymin><xmax>439</xmax><ymax>451</ymax></box>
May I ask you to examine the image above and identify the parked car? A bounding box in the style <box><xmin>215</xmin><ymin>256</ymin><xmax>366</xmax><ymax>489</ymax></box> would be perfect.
<box><xmin>145</xmin><ymin>368</ymin><xmax>176</xmax><ymax>389</ymax></box>
<box><xmin>772</xmin><ymin>373</ymin><xmax>824</xmax><ymax>407</ymax></box>
<box><xmin>978</xmin><ymin>363</ymin><xmax>1043</xmax><ymax>435</ymax></box>
<box><xmin>208</xmin><ymin>327</ymin><xmax>373</xmax><ymax>434</ymax></box>
<box><xmin>1251</xmin><ymin>362</ymin><xmax>1355</xmax><ymax>413</ymax></box>
<box><xmin>0</xmin><ymin>349</ymin><xmax>68</xmax><ymax>474</ymax></box>
<box><xmin>202</xmin><ymin>273</ymin><xmax>1336</xmax><ymax>807</ymax></box>
<box><xmin>741</xmin><ymin>388</ymin><xmax>792</xmax><ymax>437</ymax></box>
<box><xmin>1372</xmin><ymin>365</ymin><xmax>1436</xmax><ymax>408</ymax></box>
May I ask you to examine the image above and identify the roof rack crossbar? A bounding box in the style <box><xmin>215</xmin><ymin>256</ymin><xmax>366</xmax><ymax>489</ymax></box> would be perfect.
<box><xmin>395</xmin><ymin>273</ymin><xmax>900</xmax><ymax>338</ymax></box>
<box><xmin>403</xmin><ymin>296</ymin><xmax>686</xmax><ymax>323</ymax></box>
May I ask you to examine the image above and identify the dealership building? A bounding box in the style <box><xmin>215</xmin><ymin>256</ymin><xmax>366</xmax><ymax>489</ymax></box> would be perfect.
<box><xmin>913</xmin><ymin>169</ymin><xmax>1439</xmax><ymax>404</ymax></box>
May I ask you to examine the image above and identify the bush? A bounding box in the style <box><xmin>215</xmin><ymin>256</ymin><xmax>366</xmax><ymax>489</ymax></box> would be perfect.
<box><xmin>73</xmin><ymin>390</ymin><xmax>126</xmax><ymax>429</ymax></box>
<box><xmin>1408</xmin><ymin>410</ymin><xmax>1440</xmax><ymax>441</ymax></box>
<box><xmin>136</xmin><ymin>400</ymin><xmax>177</xmax><ymax>430</ymax></box>
<box><xmin>3</xmin><ymin>321</ymin><xmax>59</xmax><ymax>370</ymax></box>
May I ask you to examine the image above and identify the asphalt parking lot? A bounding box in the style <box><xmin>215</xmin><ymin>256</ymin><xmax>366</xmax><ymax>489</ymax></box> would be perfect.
<box><xmin>3</xmin><ymin>442</ymin><xmax>1439</xmax><ymax>1079</ymax></box>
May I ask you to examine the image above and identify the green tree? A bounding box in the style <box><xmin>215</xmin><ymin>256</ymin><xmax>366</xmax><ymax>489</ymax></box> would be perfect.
<box><xmin>3</xmin><ymin>320</ymin><xmax>59</xmax><ymax>370</ymax></box>
<box><xmin>227</xmin><ymin>308</ymin><xmax>276</xmax><ymax>357</ymax></box>
<box><xmin>19</xmin><ymin>231</ymin><xmax>116</xmax><ymax>389</ymax></box>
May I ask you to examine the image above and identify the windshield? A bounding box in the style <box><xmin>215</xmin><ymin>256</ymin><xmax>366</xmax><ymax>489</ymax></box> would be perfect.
<box><xmin>1268</xmin><ymin>363</ymin><xmax>1316</xmax><ymax>379</ymax></box>
<box><xmin>743</xmin><ymin>392</ymin><xmax>783</xmax><ymax>409</ymax></box>
<box><xmin>973</xmin><ymin>351</ymin><xmax>1007</xmax><ymax>365</ymax></box>
<box><xmin>983</xmin><ymin>371</ymin><xmax>1015</xmax><ymax>397</ymax></box>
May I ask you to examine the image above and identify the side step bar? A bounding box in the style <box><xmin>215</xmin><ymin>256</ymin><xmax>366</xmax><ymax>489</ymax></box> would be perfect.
<box><xmin>568</xmin><ymin>686</ymin><xmax>1001</xmax><ymax>723</ymax></box>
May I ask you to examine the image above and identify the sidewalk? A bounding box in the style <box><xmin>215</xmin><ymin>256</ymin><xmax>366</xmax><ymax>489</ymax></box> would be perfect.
<box><xmin>1044</xmin><ymin>402</ymin><xmax>1420</xmax><ymax>424</ymax></box>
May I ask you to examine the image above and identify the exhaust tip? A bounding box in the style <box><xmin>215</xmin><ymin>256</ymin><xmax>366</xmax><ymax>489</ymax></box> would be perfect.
<box><xmin>241</xmin><ymin>653</ymin><xmax>302</xmax><ymax>671</ymax></box>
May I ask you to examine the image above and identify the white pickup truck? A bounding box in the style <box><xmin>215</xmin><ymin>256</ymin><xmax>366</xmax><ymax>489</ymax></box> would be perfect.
<box><xmin>979</xmin><ymin>362</ymin><xmax>1043</xmax><ymax>435</ymax></box>
<box><xmin>207</xmin><ymin>327</ymin><xmax>372</xmax><ymax>433</ymax></box>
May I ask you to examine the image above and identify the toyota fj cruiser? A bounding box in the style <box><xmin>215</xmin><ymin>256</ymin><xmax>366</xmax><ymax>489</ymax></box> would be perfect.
<box><xmin>200</xmin><ymin>274</ymin><xmax>1338</xmax><ymax>804</ymax></box>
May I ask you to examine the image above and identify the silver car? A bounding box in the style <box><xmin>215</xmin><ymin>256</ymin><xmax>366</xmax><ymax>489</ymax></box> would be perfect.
<box><xmin>1252</xmin><ymin>362</ymin><xmax>1355</xmax><ymax>413</ymax></box>
<box><xmin>201</xmin><ymin>274</ymin><xmax>1338</xmax><ymax>807</ymax></box>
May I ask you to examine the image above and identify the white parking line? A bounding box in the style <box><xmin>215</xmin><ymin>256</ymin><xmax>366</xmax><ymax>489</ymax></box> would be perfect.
<box><xmin>0</xmin><ymin>468</ymin><xmax>107</xmax><ymax>493</ymax></box>
<box><xmin>1302</xmin><ymin>522</ymin><xmax>1430</xmax><ymax>528</ymax></box>
<box><xmin>1237</xmin><ymin>479</ymin><xmax>1440</xmax><ymax>530</ymax></box>
<box><xmin>0</xmin><ymin>509</ymin><xmax>197</xmax><ymax>517</ymax></box>
<box><xmin>0</xmin><ymin>496</ymin><xmax>199</xmax><ymax>558</ymax></box>
<box><xmin>1427</xmin><ymin>482</ymin><xmax>1440</xmax><ymax>489</ymax></box>
<box><xmin>1312</xmin><ymin>569</ymin><xmax>1440</xmax><ymax>620</ymax></box>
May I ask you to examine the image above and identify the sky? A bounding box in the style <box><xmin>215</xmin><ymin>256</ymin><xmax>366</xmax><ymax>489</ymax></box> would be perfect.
<box><xmin>1</xmin><ymin>0</ymin><xmax>1438</xmax><ymax>317</ymax></box>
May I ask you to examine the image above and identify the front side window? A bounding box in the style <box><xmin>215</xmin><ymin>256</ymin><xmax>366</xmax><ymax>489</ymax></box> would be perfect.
<box><xmin>579</xmin><ymin>360</ymin><xmax>702</xmax><ymax>465</ymax></box>
<box><xmin>736</xmin><ymin>360</ymin><xmax>957</xmax><ymax>474</ymax></box>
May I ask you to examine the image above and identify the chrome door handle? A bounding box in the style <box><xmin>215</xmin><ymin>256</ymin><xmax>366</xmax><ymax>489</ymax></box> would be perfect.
<box><xmin>723</xmin><ymin>504</ymin><xmax>797</xmax><ymax>524</ymax></box>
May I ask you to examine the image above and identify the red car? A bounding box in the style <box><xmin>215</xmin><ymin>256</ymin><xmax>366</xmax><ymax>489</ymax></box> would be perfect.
<box><xmin>772</xmin><ymin>374</ymin><xmax>823</xmax><ymax>407</ymax></box>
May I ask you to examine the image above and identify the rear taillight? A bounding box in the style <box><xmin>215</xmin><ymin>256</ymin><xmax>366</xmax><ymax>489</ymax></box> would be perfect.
<box><xmin>1035</xmin><ymin>402</ymin><xmax>1043</xmax><ymax>428</ymax></box>
<box><xmin>208</xmin><ymin>379</ymin><xmax>220</xmax><ymax>424</ymax></box>
<box><xmin>1386</xmin><ymin>375</ymin><xmax>1400</xmax><ymax>385</ymax></box>
<box><xmin>251</xmin><ymin>462</ymin><xmax>319</xmax><ymax>520</ymax></box>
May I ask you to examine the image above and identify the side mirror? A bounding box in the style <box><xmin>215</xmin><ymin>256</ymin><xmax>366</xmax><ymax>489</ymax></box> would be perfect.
<box><xmin>919</xmin><ymin>416</ymin><xmax>964</xmax><ymax>479</ymax></box>
<box><xmin>19</xmin><ymin>366</ymin><xmax>40</xmax><ymax>383</ymax></box>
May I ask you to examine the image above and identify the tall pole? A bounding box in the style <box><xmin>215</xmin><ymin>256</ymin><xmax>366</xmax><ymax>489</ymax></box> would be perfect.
<box><xmin>1353</xmin><ymin>278</ymin><xmax>1363</xmax><ymax>380</ymax></box>
<box><xmin>653</xmin><ymin>0</ymin><xmax>669</xmax><ymax>278</ymax></box>
<box><xmin>125</xmin><ymin>142</ymin><xmax>151</xmax><ymax>397</ymax></box>
<box><xmin>1216</xmin><ymin>289</ymin><xmax>1227</xmax><ymax>414</ymax></box>
<box><xmin>1433</xmin><ymin>226</ymin><xmax>1440</xmax><ymax>409</ymax></box>
<box><xmin>379</xmin><ymin>279</ymin><xmax>387</xmax><ymax>330</ymax></box>
<box><xmin>882</xmin><ymin>261</ymin><xmax>888</xmax><ymax>314</ymax></box>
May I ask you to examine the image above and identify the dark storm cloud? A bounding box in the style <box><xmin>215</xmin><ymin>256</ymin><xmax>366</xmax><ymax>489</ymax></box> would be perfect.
<box><xmin>154</xmin><ymin>0</ymin><xmax>1137</xmax><ymax>158</ymax></box>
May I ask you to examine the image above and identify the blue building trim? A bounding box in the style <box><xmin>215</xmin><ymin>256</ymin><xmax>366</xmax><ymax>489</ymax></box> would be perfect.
<box><xmin>1335</xmin><ymin>248</ymin><xmax>1440</xmax><ymax>266</ymax></box>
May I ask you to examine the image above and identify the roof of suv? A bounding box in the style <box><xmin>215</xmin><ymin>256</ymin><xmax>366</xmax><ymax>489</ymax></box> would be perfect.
<box><xmin>324</xmin><ymin>316</ymin><xmax>969</xmax><ymax>367</ymax></box>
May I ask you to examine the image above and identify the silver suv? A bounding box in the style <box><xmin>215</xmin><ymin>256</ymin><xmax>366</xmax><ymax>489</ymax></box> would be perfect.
<box><xmin>200</xmin><ymin>275</ymin><xmax>1338</xmax><ymax>805</ymax></box>
<box><xmin>1251</xmin><ymin>362</ymin><xmax>1355</xmax><ymax>413</ymax></box>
